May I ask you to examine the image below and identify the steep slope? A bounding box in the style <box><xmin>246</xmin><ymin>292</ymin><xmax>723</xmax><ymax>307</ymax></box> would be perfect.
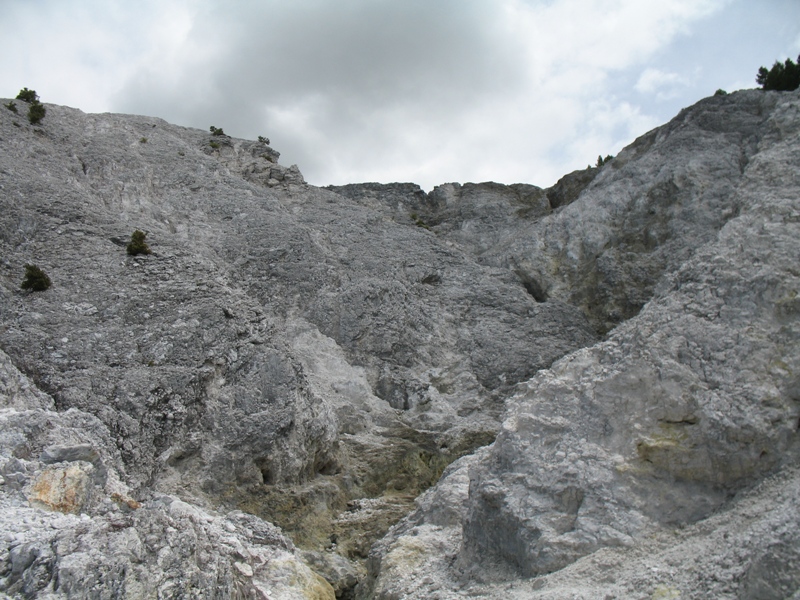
<box><xmin>1</xmin><ymin>87</ymin><xmax>798</xmax><ymax>599</ymax></box>
<box><xmin>0</xmin><ymin>100</ymin><xmax>595</xmax><ymax>596</ymax></box>
<box><xmin>362</xmin><ymin>89</ymin><xmax>800</xmax><ymax>598</ymax></box>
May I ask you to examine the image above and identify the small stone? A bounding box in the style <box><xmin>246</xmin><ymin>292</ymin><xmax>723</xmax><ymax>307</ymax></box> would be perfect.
<box><xmin>234</xmin><ymin>562</ymin><xmax>253</xmax><ymax>577</ymax></box>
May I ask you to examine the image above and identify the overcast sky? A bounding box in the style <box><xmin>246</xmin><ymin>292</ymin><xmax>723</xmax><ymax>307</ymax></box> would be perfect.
<box><xmin>3</xmin><ymin>0</ymin><xmax>799</xmax><ymax>190</ymax></box>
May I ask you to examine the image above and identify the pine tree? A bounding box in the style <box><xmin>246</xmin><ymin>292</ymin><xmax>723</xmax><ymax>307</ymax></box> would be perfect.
<box><xmin>16</xmin><ymin>87</ymin><xmax>39</xmax><ymax>103</ymax></box>
<box><xmin>127</xmin><ymin>230</ymin><xmax>152</xmax><ymax>256</ymax></box>
<box><xmin>756</xmin><ymin>55</ymin><xmax>800</xmax><ymax>91</ymax></box>
<box><xmin>21</xmin><ymin>264</ymin><xmax>51</xmax><ymax>291</ymax></box>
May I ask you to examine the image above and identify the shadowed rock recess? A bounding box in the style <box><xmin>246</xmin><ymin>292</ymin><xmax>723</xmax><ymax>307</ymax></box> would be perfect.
<box><xmin>0</xmin><ymin>89</ymin><xmax>798</xmax><ymax>599</ymax></box>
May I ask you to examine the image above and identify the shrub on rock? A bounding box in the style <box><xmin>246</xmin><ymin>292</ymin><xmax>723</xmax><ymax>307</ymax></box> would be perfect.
<box><xmin>21</xmin><ymin>264</ymin><xmax>51</xmax><ymax>291</ymax></box>
<box><xmin>16</xmin><ymin>87</ymin><xmax>39</xmax><ymax>103</ymax></box>
<box><xmin>127</xmin><ymin>230</ymin><xmax>152</xmax><ymax>256</ymax></box>
<box><xmin>27</xmin><ymin>102</ymin><xmax>46</xmax><ymax>124</ymax></box>
<box><xmin>15</xmin><ymin>88</ymin><xmax>46</xmax><ymax>124</ymax></box>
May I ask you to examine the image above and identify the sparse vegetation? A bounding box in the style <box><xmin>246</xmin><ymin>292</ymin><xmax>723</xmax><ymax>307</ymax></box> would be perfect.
<box><xmin>209</xmin><ymin>126</ymin><xmax>225</xmax><ymax>136</ymax></box>
<box><xmin>596</xmin><ymin>154</ymin><xmax>614</xmax><ymax>168</ymax></box>
<box><xmin>27</xmin><ymin>102</ymin><xmax>46</xmax><ymax>124</ymax></box>
<box><xmin>16</xmin><ymin>88</ymin><xmax>39</xmax><ymax>103</ymax></box>
<box><xmin>16</xmin><ymin>89</ymin><xmax>46</xmax><ymax>124</ymax></box>
<box><xmin>756</xmin><ymin>55</ymin><xmax>800</xmax><ymax>91</ymax></box>
<box><xmin>4</xmin><ymin>101</ymin><xmax>17</xmax><ymax>113</ymax></box>
<box><xmin>714</xmin><ymin>89</ymin><xmax>728</xmax><ymax>96</ymax></box>
<box><xmin>410</xmin><ymin>213</ymin><xmax>431</xmax><ymax>230</ymax></box>
<box><xmin>258</xmin><ymin>135</ymin><xmax>270</xmax><ymax>145</ymax></box>
<box><xmin>209</xmin><ymin>141</ymin><xmax>220</xmax><ymax>149</ymax></box>
<box><xmin>126</xmin><ymin>229</ymin><xmax>152</xmax><ymax>256</ymax></box>
<box><xmin>139</xmin><ymin>137</ymin><xmax>147</xmax><ymax>143</ymax></box>
<box><xmin>21</xmin><ymin>264</ymin><xmax>51</xmax><ymax>291</ymax></box>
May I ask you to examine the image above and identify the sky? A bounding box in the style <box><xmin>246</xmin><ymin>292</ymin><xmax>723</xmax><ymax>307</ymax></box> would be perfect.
<box><xmin>2</xmin><ymin>1</ymin><xmax>799</xmax><ymax>190</ymax></box>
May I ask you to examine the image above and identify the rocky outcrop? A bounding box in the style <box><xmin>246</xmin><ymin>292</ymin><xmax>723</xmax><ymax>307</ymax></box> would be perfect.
<box><xmin>0</xmin><ymin>100</ymin><xmax>596</xmax><ymax>595</ymax></box>
<box><xmin>1</xmin><ymin>87</ymin><xmax>798</xmax><ymax>598</ymax></box>
<box><xmin>484</xmin><ymin>91</ymin><xmax>782</xmax><ymax>333</ymax></box>
<box><xmin>363</xmin><ymin>89</ymin><xmax>800</xmax><ymax>598</ymax></box>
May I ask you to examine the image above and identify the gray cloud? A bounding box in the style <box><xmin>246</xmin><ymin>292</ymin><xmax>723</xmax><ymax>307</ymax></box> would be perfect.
<box><xmin>113</xmin><ymin>1</ymin><xmax>529</xmax><ymax>187</ymax></box>
<box><xmin>5</xmin><ymin>0</ymin><xmax>799</xmax><ymax>189</ymax></box>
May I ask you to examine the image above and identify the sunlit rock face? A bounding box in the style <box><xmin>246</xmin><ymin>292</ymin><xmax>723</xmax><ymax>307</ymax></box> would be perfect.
<box><xmin>1</xmin><ymin>87</ymin><xmax>798</xmax><ymax>598</ymax></box>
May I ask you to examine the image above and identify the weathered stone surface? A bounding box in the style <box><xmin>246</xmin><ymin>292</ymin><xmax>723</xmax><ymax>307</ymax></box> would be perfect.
<box><xmin>366</xmin><ymin>464</ymin><xmax>800</xmax><ymax>599</ymax></box>
<box><xmin>1</xmin><ymin>87</ymin><xmax>799</xmax><ymax>598</ymax></box>
<box><xmin>0</xmin><ymin>97</ymin><xmax>596</xmax><ymax>595</ymax></box>
<box><xmin>364</xmin><ymin>89</ymin><xmax>800</xmax><ymax>597</ymax></box>
<box><xmin>483</xmin><ymin>90</ymin><xmax>786</xmax><ymax>333</ymax></box>
<box><xmin>27</xmin><ymin>463</ymin><xmax>95</xmax><ymax>513</ymax></box>
<box><xmin>1</xmin><ymin>487</ymin><xmax>334</xmax><ymax>599</ymax></box>
<box><xmin>545</xmin><ymin>166</ymin><xmax>598</xmax><ymax>210</ymax></box>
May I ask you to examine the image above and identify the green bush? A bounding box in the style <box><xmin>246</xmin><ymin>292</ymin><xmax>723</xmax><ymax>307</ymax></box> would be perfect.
<box><xmin>209</xmin><ymin>125</ymin><xmax>225</xmax><ymax>136</ymax></box>
<box><xmin>126</xmin><ymin>229</ymin><xmax>152</xmax><ymax>256</ymax></box>
<box><xmin>756</xmin><ymin>55</ymin><xmax>800</xmax><ymax>91</ymax></box>
<box><xmin>258</xmin><ymin>135</ymin><xmax>270</xmax><ymax>145</ymax></box>
<box><xmin>4</xmin><ymin>101</ymin><xmax>17</xmax><ymax>113</ymax></box>
<box><xmin>15</xmin><ymin>88</ymin><xmax>46</xmax><ymax>124</ymax></box>
<box><xmin>596</xmin><ymin>154</ymin><xmax>614</xmax><ymax>167</ymax></box>
<box><xmin>21</xmin><ymin>264</ymin><xmax>51</xmax><ymax>291</ymax></box>
<box><xmin>714</xmin><ymin>89</ymin><xmax>728</xmax><ymax>96</ymax></box>
<box><xmin>28</xmin><ymin>102</ymin><xmax>46</xmax><ymax>124</ymax></box>
<box><xmin>16</xmin><ymin>87</ymin><xmax>39</xmax><ymax>103</ymax></box>
<box><xmin>209</xmin><ymin>141</ymin><xmax>220</xmax><ymax>149</ymax></box>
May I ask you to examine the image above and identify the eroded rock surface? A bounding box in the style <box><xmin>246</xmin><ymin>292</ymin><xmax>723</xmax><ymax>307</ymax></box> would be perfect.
<box><xmin>1</xmin><ymin>88</ymin><xmax>798</xmax><ymax>598</ymax></box>
<box><xmin>363</xmin><ymin>89</ymin><xmax>800</xmax><ymax>598</ymax></box>
<box><xmin>0</xmin><ymin>99</ymin><xmax>595</xmax><ymax>595</ymax></box>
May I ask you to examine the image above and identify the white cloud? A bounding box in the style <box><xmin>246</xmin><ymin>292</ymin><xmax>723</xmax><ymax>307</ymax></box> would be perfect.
<box><xmin>0</xmin><ymin>0</ymin><xmax>197</xmax><ymax>113</ymax></box>
<box><xmin>635</xmin><ymin>68</ymin><xmax>691</xmax><ymax>99</ymax></box>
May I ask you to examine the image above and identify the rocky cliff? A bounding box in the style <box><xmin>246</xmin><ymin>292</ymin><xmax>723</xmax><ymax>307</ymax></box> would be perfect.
<box><xmin>0</xmin><ymin>88</ymin><xmax>798</xmax><ymax>599</ymax></box>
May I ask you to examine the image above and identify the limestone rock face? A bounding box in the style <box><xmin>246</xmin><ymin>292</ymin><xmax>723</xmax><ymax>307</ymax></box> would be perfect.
<box><xmin>364</xmin><ymin>89</ymin><xmax>800</xmax><ymax>598</ymax></box>
<box><xmin>461</xmin><ymin>88</ymin><xmax>800</xmax><ymax>576</ymax></box>
<box><xmin>484</xmin><ymin>91</ymin><xmax>785</xmax><ymax>334</ymax></box>
<box><xmin>1</xmin><ymin>87</ymin><xmax>799</xmax><ymax>599</ymax></box>
<box><xmin>0</xmin><ymin>99</ymin><xmax>595</xmax><ymax>595</ymax></box>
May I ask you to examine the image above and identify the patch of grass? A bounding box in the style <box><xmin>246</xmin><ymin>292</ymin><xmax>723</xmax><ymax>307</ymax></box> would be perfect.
<box><xmin>410</xmin><ymin>213</ymin><xmax>431</xmax><ymax>230</ymax></box>
<box><xmin>209</xmin><ymin>141</ymin><xmax>220</xmax><ymax>149</ymax></box>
